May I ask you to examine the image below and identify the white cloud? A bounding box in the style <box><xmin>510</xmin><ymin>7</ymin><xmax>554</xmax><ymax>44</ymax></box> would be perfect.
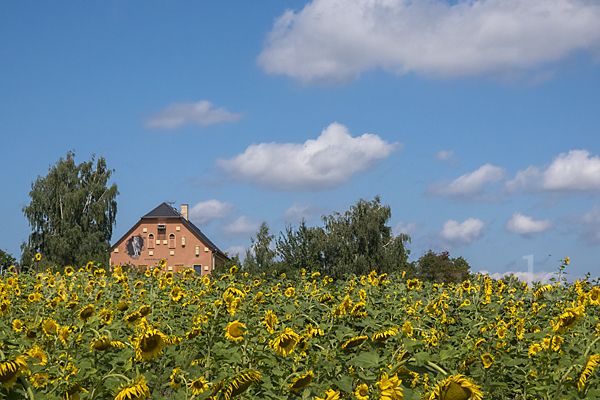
<box><xmin>258</xmin><ymin>0</ymin><xmax>600</xmax><ymax>83</ymax></box>
<box><xmin>426</xmin><ymin>164</ymin><xmax>505</xmax><ymax>200</ymax></box>
<box><xmin>225</xmin><ymin>245</ymin><xmax>246</xmax><ymax>257</ymax></box>
<box><xmin>222</xmin><ymin>216</ymin><xmax>260</xmax><ymax>237</ymax></box>
<box><xmin>569</xmin><ymin>205</ymin><xmax>600</xmax><ymax>245</ymax></box>
<box><xmin>189</xmin><ymin>200</ymin><xmax>235</xmax><ymax>225</ymax></box>
<box><xmin>480</xmin><ymin>270</ymin><xmax>554</xmax><ymax>284</ymax></box>
<box><xmin>284</xmin><ymin>202</ymin><xmax>326</xmax><ymax>223</ymax></box>
<box><xmin>394</xmin><ymin>221</ymin><xmax>418</xmax><ymax>236</ymax></box>
<box><xmin>440</xmin><ymin>218</ymin><xmax>484</xmax><ymax>245</ymax></box>
<box><xmin>436</xmin><ymin>150</ymin><xmax>453</xmax><ymax>161</ymax></box>
<box><xmin>505</xmin><ymin>150</ymin><xmax>600</xmax><ymax>194</ymax></box>
<box><xmin>216</xmin><ymin>122</ymin><xmax>400</xmax><ymax>191</ymax></box>
<box><xmin>504</xmin><ymin>166</ymin><xmax>541</xmax><ymax>194</ymax></box>
<box><xmin>146</xmin><ymin>100</ymin><xmax>243</xmax><ymax>129</ymax></box>
<box><xmin>506</xmin><ymin>212</ymin><xmax>553</xmax><ymax>235</ymax></box>
<box><xmin>541</xmin><ymin>150</ymin><xmax>600</xmax><ymax>192</ymax></box>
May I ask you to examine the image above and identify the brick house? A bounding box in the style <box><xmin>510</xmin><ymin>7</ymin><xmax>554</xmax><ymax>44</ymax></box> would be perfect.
<box><xmin>109</xmin><ymin>202</ymin><xmax>228</xmax><ymax>275</ymax></box>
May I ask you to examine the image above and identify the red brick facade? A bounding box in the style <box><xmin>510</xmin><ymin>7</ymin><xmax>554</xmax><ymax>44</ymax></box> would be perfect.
<box><xmin>109</xmin><ymin>203</ymin><xmax>228</xmax><ymax>275</ymax></box>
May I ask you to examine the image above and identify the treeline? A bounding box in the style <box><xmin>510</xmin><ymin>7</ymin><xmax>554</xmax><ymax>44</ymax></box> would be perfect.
<box><xmin>219</xmin><ymin>196</ymin><xmax>472</xmax><ymax>283</ymax></box>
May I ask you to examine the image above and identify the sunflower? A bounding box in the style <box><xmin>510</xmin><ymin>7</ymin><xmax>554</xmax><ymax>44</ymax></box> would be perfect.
<box><xmin>135</xmin><ymin>328</ymin><xmax>168</xmax><ymax>361</ymax></box>
<box><xmin>223</xmin><ymin>370</ymin><xmax>261</xmax><ymax>400</ymax></box>
<box><xmin>271</xmin><ymin>328</ymin><xmax>300</xmax><ymax>356</ymax></box>
<box><xmin>125</xmin><ymin>311</ymin><xmax>143</xmax><ymax>326</ymax></box>
<box><xmin>351</xmin><ymin>301</ymin><xmax>367</xmax><ymax>317</ymax></box>
<box><xmin>43</xmin><ymin>317</ymin><xmax>59</xmax><ymax>336</ymax></box>
<box><xmin>26</xmin><ymin>345</ymin><xmax>47</xmax><ymax>365</ymax></box>
<box><xmin>114</xmin><ymin>375</ymin><xmax>151</xmax><ymax>400</ymax></box>
<box><xmin>186</xmin><ymin>327</ymin><xmax>202</xmax><ymax>340</ymax></box>
<box><xmin>378</xmin><ymin>372</ymin><xmax>403</xmax><ymax>400</ymax></box>
<box><xmin>402</xmin><ymin>321</ymin><xmax>413</xmax><ymax>336</ymax></box>
<box><xmin>342</xmin><ymin>335</ymin><xmax>369</xmax><ymax>350</ymax></box>
<box><xmin>189</xmin><ymin>376</ymin><xmax>209</xmax><ymax>395</ymax></box>
<box><xmin>578</xmin><ymin>354</ymin><xmax>600</xmax><ymax>390</ymax></box>
<box><xmin>224</xmin><ymin>320</ymin><xmax>246</xmax><ymax>342</ymax></box>
<box><xmin>169</xmin><ymin>368</ymin><xmax>182</xmax><ymax>388</ymax></box>
<box><xmin>428</xmin><ymin>374</ymin><xmax>483</xmax><ymax>400</ymax></box>
<box><xmin>66</xmin><ymin>300</ymin><xmax>78</xmax><ymax>310</ymax></box>
<box><xmin>95</xmin><ymin>290</ymin><xmax>104</xmax><ymax>303</ymax></box>
<box><xmin>588</xmin><ymin>287</ymin><xmax>600</xmax><ymax>306</ymax></box>
<box><xmin>0</xmin><ymin>355</ymin><xmax>28</xmax><ymax>390</ymax></box>
<box><xmin>65</xmin><ymin>382</ymin><xmax>87</xmax><ymax>400</ymax></box>
<box><xmin>139</xmin><ymin>305</ymin><xmax>151</xmax><ymax>317</ymax></box>
<box><xmin>90</xmin><ymin>335</ymin><xmax>125</xmax><ymax>352</ymax></box>
<box><xmin>99</xmin><ymin>309</ymin><xmax>114</xmax><ymax>325</ymax></box>
<box><xmin>25</xmin><ymin>328</ymin><xmax>38</xmax><ymax>340</ymax></box>
<box><xmin>30</xmin><ymin>372</ymin><xmax>49</xmax><ymax>388</ymax></box>
<box><xmin>285</xmin><ymin>287</ymin><xmax>295</xmax><ymax>297</ymax></box>
<box><xmin>481</xmin><ymin>353</ymin><xmax>493</xmax><ymax>368</ymax></box>
<box><xmin>0</xmin><ymin>300</ymin><xmax>10</xmax><ymax>316</ymax></box>
<box><xmin>78</xmin><ymin>304</ymin><xmax>95</xmax><ymax>322</ymax></box>
<box><xmin>59</xmin><ymin>326</ymin><xmax>73</xmax><ymax>345</ymax></box>
<box><xmin>35</xmin><ymin>253</ymin><xmax>41</xmax><ymax>261</ymax></box>
<box><xmin>183</xmin><ymin>268</ymin><xmax>194</xmax><ymax>278</ymax></box>
<box><xmin>64</xmin><ymin>266</ymin><xmax>74</xmax><ymax>276</ymax></box>
<box><xmin>288</xmin><ymin>371</ymin><xmax>314</xmax><ymax>391</ymax></box>
<box><xmin>263</xmin><ymin>310</ymin><xmax>278</xmax><ymax>334</ymax></box>
<box><xmin>354</xmin><ymin>383</ymin><xmax>369</xmax><ymax>400</ymax></box>
<box><xmin>315</xmin><ymin>389</ymin><xmax>340</xmax><ymax>400</ymax></box>
<box><xmin>117</xmin><ymin>301</ymin><xmax>131</xmax><ymax>312</ymax></box>
<box><xmin>372</xmin><ymin>328</ymin><xmax>398</xmax><ymax>342</ymax></box>
<box><xmin>12</xmin><ymin>319</ymin><xmax>23</xmax><ymax>333</ymax></box>
<box><xmin>553</xmin><ymin>304</ymin><xmax>585</xmax><ymax>334</ymax></box>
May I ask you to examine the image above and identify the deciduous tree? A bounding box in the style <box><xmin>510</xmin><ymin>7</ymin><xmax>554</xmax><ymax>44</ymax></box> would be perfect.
<box><xmin>21</xmin><ymin>152</ymin><xmax>118</xmax><ymax>268</ymax></box>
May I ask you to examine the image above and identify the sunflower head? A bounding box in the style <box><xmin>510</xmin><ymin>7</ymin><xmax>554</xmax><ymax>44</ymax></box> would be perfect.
<box><xmin>224</xmin><ymin>320</ymin><xmax>246</xmax><ymax>342</ymax></box>
<box><xmin>135</xmin><ymin>328</ymin><xmax>167</xmax><ymax>361</ymax></box>
<box><xmin>342</xmin><ymin>335</ymin><xmax>368</xmax><ymax>350</ymax></box>
<box><xmin>289</xmin><ymin>371</ymin><xmax>314</xmax><ymax>391</ymax></box>
<box><xmin>114</xmin><ymin>375</ymin><xmax>150</xmax><ymax>400</ymax></box>
<box><xmin>271</xmin><ymin>328</ymin><xmax>300</xmax><ymax>356</ymax></box>
<box><xmin>189</xmin><ymin>376</ymin><xmax>209</xmax><ymax>395</ymax></box>
<box><xmin>78</xmin><ymin>305</ymin><xmax>95</xmax><ymax>322</ymax></box>
<box><xmin>428</xmin><ymin>374</ymin><xmax>483</xmax><ymax>400</ymax></box>
<box><xmin>0</xmin><ymin>356</ymin><xmax>29</xmax><ymax>390</ymax></box>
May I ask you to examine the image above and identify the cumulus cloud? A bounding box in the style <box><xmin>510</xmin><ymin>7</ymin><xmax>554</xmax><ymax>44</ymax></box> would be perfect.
<box><xmin>222</xmin><ymin>216</ymin><xmax>260</xmax><ymax>237</ymax></box>
<box><xmin>189</xmin><ymin>200</ymin><xmax>235</xmax><ymax>225</ymax></box>
<box><xmin>440</xmin><ymin>218</ymin><xmax>485</xmax><ymax>246</ymax></box>
<box><xmin>225</xmin><ymin>245</ymin><xmax>246</xmax><ymax>257</ymax></box>
<box><xmin>541</xmin><ymin>150</ymin><xmax>600</xmax><ymax>192</ymax></box>
<box><xmin>216</xmin><ymin>122</ymin><xmax>400</xmax><ymax>191</ymax></box>
<box><xmin>284</xmin><ymin>202</ymin><xmax>326</xmax><ymax>223</ymax></box>
<box><xmin>505</xmin><ymin>212</ymin><xmax>553</xmax><ymax>236</ymax></box>
<box><xmin>146</xmin><ymin>100</ymin><xmax>243</xmax><ymax>129</ymax></box>
<box><xmin>505</xmin><ymin>150</ymin><xmax>600</xmax><ymax>194</ymax></box>
<box><xmin>480</xmin><ymin>269</ymin><xmax>555</xmax><ymax>284</ymax></box>
<box><xmin>568</xmin><ymin>205</ymin><xmax>600</xmax><ymax>245</ymax></box>
<box><xmin>257</xmin><ymin>0</ymin><xmax>600</xmax><ymax>83</ymax></box>
<box><xmin>426</xmin><ymin>164</ymin><xmax>505</xmax><ymax>200</ymax></box>
<box><xmin>394</xmin><ymin>221</ymin><xmax>418</xmax><ymax>236</ymax></box>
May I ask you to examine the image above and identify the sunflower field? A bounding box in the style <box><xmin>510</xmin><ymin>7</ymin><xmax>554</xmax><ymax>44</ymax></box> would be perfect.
<box><xmin>1</xmin><ymin>258</ymin><xmax>600</xmax><ymax>400</ymax></box>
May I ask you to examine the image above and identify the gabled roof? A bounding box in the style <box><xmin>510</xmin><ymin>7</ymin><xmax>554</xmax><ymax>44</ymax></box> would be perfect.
<box><xmin>142</xmin><ymin>202</ymin><xmax>182</xmax><ymax>219</ymax></box>
<box><xmin>110</xmin><ymin>202</ymin><xmax>228</xmax><ymax>259</ymax></box>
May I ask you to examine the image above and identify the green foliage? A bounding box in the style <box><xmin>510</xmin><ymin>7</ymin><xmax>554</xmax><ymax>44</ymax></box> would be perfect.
<box><xmin>0</xmin><ymin>248</ymin><xmax>16</xmax><ymax>269</ymax></box>
<box><xmin>276</xmin><ymin>196</ymin><xmax>412</xmax><ymax>279</ymax></box>
<box><xmin>21</xmin><ymin>151</ymin><xmax>118</xmax><ymax>269</ymax></box>
<box><xmin>414</xmin><ymin>250</ymin><xmax>472</xmax><ymax>283</ymax></box>
<box><xmin>243</xmin><ymin>222</ymin><xmax>276</xmax><ymax>274</ymax></box>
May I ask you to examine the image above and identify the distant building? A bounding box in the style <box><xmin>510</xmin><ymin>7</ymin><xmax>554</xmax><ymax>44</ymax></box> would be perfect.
<box><xmin>109</xmin><ymin>202</ymin><xmax>228</xmax><ymax>275</ymax></box>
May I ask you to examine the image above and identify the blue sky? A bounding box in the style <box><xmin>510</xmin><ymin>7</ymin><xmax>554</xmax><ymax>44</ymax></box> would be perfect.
<box><xmin>2</xmin><ymin>0</ymin><xmax>600</xmax><ymax>281</ymax></box>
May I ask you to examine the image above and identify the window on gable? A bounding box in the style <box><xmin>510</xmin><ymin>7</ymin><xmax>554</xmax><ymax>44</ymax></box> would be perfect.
<box><xmin>148</xmin><ymin>234</ymin><xmax>155</xmax><ymax>249</ymax></box>
<box><xmin>169</xmin><ymin>234</ymin><xmax>176</xmax><ymax>249</ymax></box>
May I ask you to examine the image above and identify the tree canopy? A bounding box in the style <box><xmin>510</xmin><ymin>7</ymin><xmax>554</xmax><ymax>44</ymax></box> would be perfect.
<box><xmin>243</xmin><ymin>196</ymin><xmax>412</xmax><ymax>279</ymax></box>
<box><xmin>21</xmin><ymin>152</ymin><xmax>118</xmax><ymax>268</ymax></box>
<box><xmin>414</xmin><ymin>250</ymin><xmax>472</xmax><ymax>283</ymax></box>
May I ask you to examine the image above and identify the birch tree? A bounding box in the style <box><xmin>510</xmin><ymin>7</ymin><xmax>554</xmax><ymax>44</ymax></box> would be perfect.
<box><xmin>21</xmin><ymin>152</ymin><xmax>118</xmax><ymax>268</ymax></box>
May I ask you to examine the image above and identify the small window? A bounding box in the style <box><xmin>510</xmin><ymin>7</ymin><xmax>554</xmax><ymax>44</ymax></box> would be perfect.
<box><xmin>157</xmin><ymin>225</ymin><xmax>166</xmax><ymax>241</ymax></box>
<box><xmin>193</xmin><ymin>265</ymin><xmax>202</xmax><ymax>275</ymax></box>
<box><xmin>169</xmin><ymin>234</ymin><xmax>175</xmax><ymax>249</ymax></box>
<box><xmin>148</xmin><ymin>234</ymin><xmax>155</xmax><ymax>249</ymax></box>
